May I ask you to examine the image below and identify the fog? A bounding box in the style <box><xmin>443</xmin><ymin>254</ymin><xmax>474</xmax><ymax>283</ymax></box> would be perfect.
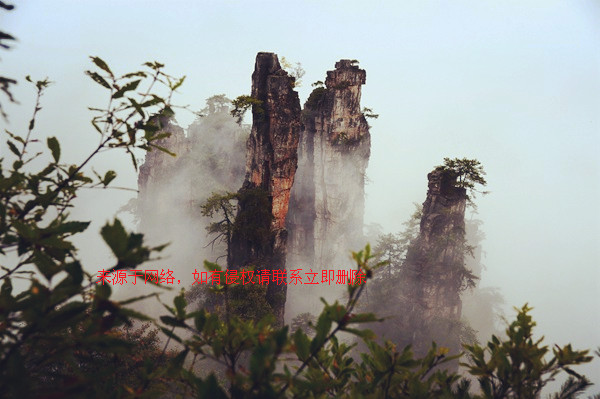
<box><xmin>2</xmin><ymin>0</ymin><xmax>598</xmax><ymax>391</ymax></box>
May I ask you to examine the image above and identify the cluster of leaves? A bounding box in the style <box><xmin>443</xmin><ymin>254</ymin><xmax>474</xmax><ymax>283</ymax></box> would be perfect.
<box><xmin>155</xmin><ymin>249</ymin><xmax>596</xmax><ymax>399</ymax></box>
<box><xmin>304</xmin><ymin>86</ymin><xmax>327</xmax><ymax>111</ymax></box>
<box><xmin>332</xmin><ymin>131</ymin><xmax>368</xmax><ymax>148</ymax></box>
<box><xmin>187</xmin><ymin>261</ymin><xmax>276</xmax><ymax>328</ymax></box>
<box><xmin>231</xmin><ymin>95</ymin><xmax>263</xmax><ymax>125</ymax></box>
<box><xmin>154</xmin><ymin>246</ymin><xmax>469</xmax><ymax>398</ymax></box>
<box><xmin>198</xmin><ymin>188</ymin><xmax>274</xmax><ymax>265</ymax></box>
<box><xmin>197</xmin><ymin>94</ymin><xmax>232</xmax><ymax>117</ymax></box>
<box><xmin>201</xmin><ymin>191</ymin><xmax>238</xmax><ymax>264</ymax></box>
<box><xmin>371</xmin><ymin>204</ymin><xmax>422</xmax><ymax>275</ymax></box>
<box><xmin>231</xmin><ymin>58</ymin><xmax>302</xmax><ymax>125</ymax></box>
<box><xmin>18</xmin><ymin>320</ymin><xmax>174</xmax><ymax>397</ymax></box>
<box><xmin>463</xmin><ymin>304</ymin><xmax>594</xmax><ymax>399</ymax></box>
<box><xmin>436</xmin><ymin>158</ymin><xmax>489</xmax><ymax>206</ymax></box>
<box><xmin>0</xmin><ymin>58</ymin><xmax>185</xmax><ymax>397</ymax></box>
<box><xmin>85</xmin><ymin>57</ymin><xmax>185</xmax><ymax>166</ymax></box>
<box><xmin>180</xmin><ymin>94</ymin><xmax>248</xmax><ymax>223</ymax></box>
<box><xmin>362</xmin><ymin>106</ymin><xmax>379</xmax><ymax>120</ymax></box>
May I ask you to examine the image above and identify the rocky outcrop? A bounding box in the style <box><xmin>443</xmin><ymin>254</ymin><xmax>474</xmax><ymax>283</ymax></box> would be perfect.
<box><xmin>287</xmin><ymin>60</ymin><xmax>371</xmax><ymax>270</ymax></box>
<box><xmin>229</xmin><ymin>52</ymin><xmax>302</xmax><ymax>325</ymax></box>
<box><xmin>398</xmin><ymin>168</ymin><xmax>469</xmax><ymax>356</ymax></box>
<box><xmin>137</xmin><ymin>116</ymin><xmax>190</xmax><ymax>233</ymax></box>
<box><xmin>138</xmin><ymin>117</ymin><xmax>188</xmax><ymax>190</ymax></box>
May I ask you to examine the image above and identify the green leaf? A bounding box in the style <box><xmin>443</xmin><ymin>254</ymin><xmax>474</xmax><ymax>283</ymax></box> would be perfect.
<box><xmin>91</xmin><ymin>119</ymin><xmax>103</xmax><ymax>134</ymax></box>
<box><xmin>32</xmin><ymin>249</ymin><xmax>60</xmax><ymax>280</ymax></box>
<box><xmin>174</xmin><ymin>292</ymin><xmax>186</xmax><ymax>320</ymax></box>
<box><xmin>7</xmin><ymin>140</ymin><xmax>19</xmax><ymax>156</ymax></box>
<box><xmin>348</xmin><ymin>312</ymin><xmax>379</xmax><ymax>324</ymax></box>
<box><xmin>203</xmin><ymin>260</ymin><xmax>222</xmax><ymax>272</ymax></box>
<box><xmin>171</xmin><ymin>75</ymin><xmax>186</xmax><ymax>91</ymax></box>
<box><xmin>90</xmin><ymin>56</ymin><xmax>113</xmax><ymax>77</ymax></box>
<box><xmin>51</xmin><ymin>262</ymin><xmax>84</xmax><ymax>298</ymax></box>
<box><xmin>141</xmin><ymin>94</ymin><xmax>164</xmax><ymax>108</ymax></box>
<box><xmin>160</xmin><ymin>315</ymin><xmax>186</xmax><ymax>328</ymax></box>
<box><xmin>121</xmin><ymin>71</ymin><xmax>147</xmax><ymax>79</ymax></box>
<box><xmin>119</xmin><ymin>307</ymin><xmax>153</xmax><ymax>321</ymax></box>
<box><xmin>1</xmin><ymin>277</ymin><xmax>12</xmax><ymax>297</ymax></box>
<box><xmin>149</xmin><ymin>143</ymin><xmax>176</xmax><ymax>157</ymax></box>
<box><xmin>112</xmin><ymin>79</ymin><xmax>141</xmax><ymax>99</ymax></box>
<box><xmin>129</xmin><ymin>150</ymin><xmax>138</xmax><ymax>170</ymax></box>
<box><xmin>55</xmin><ymin>221</ymin><xmax>90</xmax><ymax>235</ymax></box>
<box><xmin>159</xmin><ymin>326</ymin><xmax>182</xmax><ymax>343</ymax></box>
<box><xmin>95</xmin><ymin>283</ymin><xmax>112</xmax><ymax>300</ymax></box>
<box><xmin>194</xmin><ymin>310</ymin><xmax>207</xmax><ymax>331</ymax></box>
<box><xmin>128</xmin><ymin>97</ymin><xmax>144</xmax><ymax>118</ymax></box>
<box><xmin>85</xmin><ymin>70</ymin><xmax>111</xmax><ymax>89</ymax></box>
<box><xmin>169</xmin><ymin>348</ymin><xmax>189</xmax><ymax>374</ymax></box>
<box><xmin>102</xmin><ymin>170</ymin><xmax>116</xmax><ymax>186</ymax></box>
<box><xmin>311</xmin><ymin>312</ymin><xmax>332</xmax><ymax>352</ymax></box>
<box><xmin>143</xmin><ymin>61</ymin><xmax>165</xmax><ymax>70</ymax></box>
<box><xmin>343</xmin><ymin>327</ymin><xmax>375</xmax><ymax>340</ymax></box>
<box><xmin>101</xmin><ymin>219</ymin><xmax>128</xmax><ymax>258</ymax></box>
<box><xmin>5</xmin><ymin>130</ymin><xmax>24</xmax><ymax>143</ymax></box>
<box><xmin>293</xmin><ymin>329</ymin><xmax>311</xmax><ymax>361</ymax></box>
<box><xmin>118</xmin><ymin>293</ymin><xmax>158</xmax><ymax>306</ymax></box>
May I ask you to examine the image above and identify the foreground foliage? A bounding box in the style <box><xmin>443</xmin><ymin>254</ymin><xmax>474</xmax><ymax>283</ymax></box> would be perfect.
<box><xmin>0</xmin><ymin>59</ymin><xmax>596</xmax><ymax>398</ymax></box>
<box><xmin>0</xmin><ymin>58</ymin><xmax>183</xmax><ymax>397</ymax></box>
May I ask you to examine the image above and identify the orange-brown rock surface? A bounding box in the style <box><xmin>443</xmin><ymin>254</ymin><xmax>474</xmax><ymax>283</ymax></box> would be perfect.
<box><xmin>229</xmin><ymin>52</ymin><xmax>302</xmax><ymax>325</ymax></box>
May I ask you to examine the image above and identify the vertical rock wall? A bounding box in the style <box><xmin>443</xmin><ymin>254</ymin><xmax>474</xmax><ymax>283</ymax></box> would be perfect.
<box><xmin>287</xmin><ymin>60</ymin><xmax>371</xmax><ymax>270</ymax></box>
<box><xmin>229</xmin><ymin>52</ymin><xmax>302</xmax><ymax>325</ymax></box>
<box><xmin>399</xmin><ymin>168</ymin><xmax>468</xmax><ymax>355</ymax></box>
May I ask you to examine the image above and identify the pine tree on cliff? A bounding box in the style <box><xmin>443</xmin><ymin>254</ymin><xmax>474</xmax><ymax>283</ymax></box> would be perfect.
<box><xmin>399</xmin><ymin>158</ymin><xmax>486</xmax><ymax>357</ymax></box>
<box><xmin>360</xmin><ymin>158</ymin><xmax>487</xmax><ymax>360</ymax></box>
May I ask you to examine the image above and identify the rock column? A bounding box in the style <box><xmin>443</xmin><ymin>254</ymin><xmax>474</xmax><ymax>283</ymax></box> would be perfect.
<box><xmin>287</xmin><ymin>60</ymin><xmax>371</xmax><ymax>269</ymax></box>
<box><xmin>399</xmin><ymin>168</ymin><xmax>468</xmax><ymax>355</ymax></box>
<box><xmin>229</xmin><ymin>52</ymin><xmax>302</xmax><ymax>325</ymax></box>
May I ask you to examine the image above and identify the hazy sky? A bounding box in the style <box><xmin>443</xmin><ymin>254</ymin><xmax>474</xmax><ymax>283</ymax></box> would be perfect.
<box><xmin>2</xmin><ymin>0</ymin><xmax>599</xmax><ymax>388</ymax></box>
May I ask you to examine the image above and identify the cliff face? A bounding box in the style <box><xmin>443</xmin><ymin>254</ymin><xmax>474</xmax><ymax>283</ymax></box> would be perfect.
<box><xmin>229</xmin><ymin>52</ymin><xmax>302</xmax><ymax>325</ymax></box>
<box><xmin>138</xmin><ymin>117</ymin><xmax>188</xmax><ymax>191</ymax></box>
<box><xmin>138</xmin><ymin>116</ymin><xmax>190</xmax><ymax>233</ymax></box>
<box><xmin>399</xmin><ymin>169</ymin><xmax>468</xmax><ymax>355</ymax></box>
<box><xmin>287</xmin><ymin>60</ymin><xmax>371</xmax><ymax>269</ymax></box>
